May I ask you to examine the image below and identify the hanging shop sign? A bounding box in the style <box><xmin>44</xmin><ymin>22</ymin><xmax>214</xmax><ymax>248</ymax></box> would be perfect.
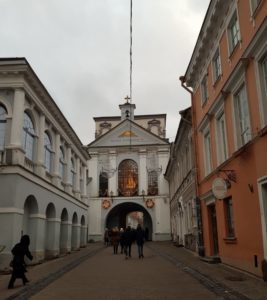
<box><xmin>145</xmin><ymin>199</ymin><xmax>155</xmax><ymax>208</ymax></box>
<box><xmin>212</xmin><ymin>177</ymin><xmax>227</xmax><ymax>199</ymax></box>
<box><xmin>102</xmin><ymin>199</ymin><xmax>111</xmax><ymax>209</ymax></box>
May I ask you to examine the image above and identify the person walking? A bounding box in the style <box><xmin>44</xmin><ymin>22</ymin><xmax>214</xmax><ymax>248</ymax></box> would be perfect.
<box><xmin>119</xmin><ymin>228</ymin><xmax>124</xmax><ymax>254</ymax></box>
<box><xmin>104</xmin><ymin>228</ymin><xmax>109</xmax><ymax>246</ymax></box>
<box><xmin>8</xmin><ymin>235</ymin><xmax>33</xmax><ymax>289</ymax></box>
<box><xmin>111</xmin><ymin>227</ymin><xmax>120</xmax><ymax>254</ymax></box>
<box><xmin>136</xmin><ymin>224</ymin><xmax>145</xmax><ymax>259</ymax></box>
<box><xmin>122</xmin><ymin>226</ymin><xmax>134</xmax><ymax>259</ymax></box>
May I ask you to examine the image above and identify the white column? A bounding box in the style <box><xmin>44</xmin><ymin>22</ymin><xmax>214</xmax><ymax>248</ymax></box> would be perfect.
<box><xmin>71</xmin><ymin>223</ymin><xmax>81</xmax><ymax>250</ymax></box>
<box><xmin>158</xmin><ymin>148</ymin><xmax>170</xmax><ymax>195</ymax></box>
<box><xmin>35</xmin><ymin>113</ymin><xmax>45</xmax><ymax>177</ymax></box>
<box><xmin>139</xmin><ymin>149</ymin><xmax>147</xmax><ymax>194</ymax></box>
<box><xmin>60</xmin><ymin>221</ymin><xmax>72</xmax><ymax>254</ymax></box>
<box><xmin>52</xmin><ymin>133</ymin><xmax>61</xmax><ymax>186</ymax></box>
<box><xmin>74</xmin><ymin>157</ymin><xmax>81</xmax><ymax>198</ymax></box>
<box><xmin>81</xmin><ymin>165</ymin><xmax>88</xmax><ymax>204</ymax></box>
<box><xmin>88</xmin><ymin>152</ymin><xmax>98</xmax><ymax>197</ymax></box>
<box><xmin>10</xmin><ymin>88</ymin><xmax>25</xmax><ymax>147</ymax></box>
<box><xmin>65</xmin><ymin>145</ymin><xmax>72</xmax><ymax>194</ymax></box>
<box><xmin>109</xmin><ymin>151</ymin><xmax>117</xmax><ymax>195</ymax></box>
<box><xmin>45</xmin><ymin>218</ymin><xmax>61</xmax><ymax>258</ymax></box>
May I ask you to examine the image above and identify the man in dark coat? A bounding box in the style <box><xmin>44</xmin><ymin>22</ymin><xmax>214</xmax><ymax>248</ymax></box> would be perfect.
<box><xmin>122</xmin><ymin>226</ymin><xmax>134</xmax><ymax>259</ymax></box>
<box><xmin>8</xmin><ymin>235</ymin><xmax>33</xmax><ymax>289</ymax></box>
<box><xmin>136</xmin><ymin>224</ymin><xmax>145</xmax><ymax>258</ymax></box>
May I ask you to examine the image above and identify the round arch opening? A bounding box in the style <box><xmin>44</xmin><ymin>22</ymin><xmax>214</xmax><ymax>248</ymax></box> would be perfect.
<box><xmin>105</xmin><ymin>202</ymin><xmax>152</xmax><ymax>240</ymax></box>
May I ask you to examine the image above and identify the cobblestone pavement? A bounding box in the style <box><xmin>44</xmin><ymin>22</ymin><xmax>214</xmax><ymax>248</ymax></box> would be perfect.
<box><xmin>0</xmin><ymin>242</ymin><xmax>266</xmax><ymax>300</ymax></box>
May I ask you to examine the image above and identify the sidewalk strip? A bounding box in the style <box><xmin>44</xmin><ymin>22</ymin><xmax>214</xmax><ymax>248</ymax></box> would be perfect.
<box><xmin>6</xmin><ymin>246</ymin><xmax>105</xmax><ymax>300</ymax></box>
<box><xmin>147</xmin><ymin>244</ymin><xmax>250</xmax><ymax>300</ymax></box>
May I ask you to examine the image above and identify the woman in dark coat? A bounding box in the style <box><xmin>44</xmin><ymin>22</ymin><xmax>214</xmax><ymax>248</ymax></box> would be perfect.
<box><xmin>8</xmin><ymin>235</ymin><xmax>33</xmax><ymax>289</ymax></box>
<box><xmin>111</xmin><ymin>227</ymin><xmax>120</xmax><ymax>254</ymax></box>
<box><xmin>136</xmin><ymin>224</ymin><xmax>145</xmax><ymax>259</ymax></box>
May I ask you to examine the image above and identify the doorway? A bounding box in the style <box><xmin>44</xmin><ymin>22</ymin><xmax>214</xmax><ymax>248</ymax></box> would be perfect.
<box><xmin>208</xmin><ymin>204</ymin><xmax>219</xmax><ymax>256</ymax></box>
<box><xmin>106</xmin><ymin>202</ymin><xmax>152</xmax><ymax>240</ymax></box>
<box><xmin>259</xmin><ymin>180</ymin><xmax>267</xmax><ymax>259</ymax></box>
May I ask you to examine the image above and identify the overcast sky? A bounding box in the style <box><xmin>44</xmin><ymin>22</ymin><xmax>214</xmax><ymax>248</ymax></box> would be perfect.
<box><xmin>0</xmin><ymin>0</ymin><xmax>210</xmax><ymax>144</ymax></box>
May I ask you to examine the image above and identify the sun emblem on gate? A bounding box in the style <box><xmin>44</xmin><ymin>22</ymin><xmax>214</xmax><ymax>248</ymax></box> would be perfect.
<box><xmin>145</xmin><ymin>199</ymin><xmax>154</xmax><ymax>208</ymax></box>
<box><xmin>102</xmin><ymin>199</ymin><xmax>111</xmax><ymax>209</ymax></box>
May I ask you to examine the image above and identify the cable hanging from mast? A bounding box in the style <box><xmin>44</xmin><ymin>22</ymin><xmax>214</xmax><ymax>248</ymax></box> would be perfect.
<box><xmin>130</xmin><ymin>0</ymin><xmax>133</xmax><ymax>103</ymax></box>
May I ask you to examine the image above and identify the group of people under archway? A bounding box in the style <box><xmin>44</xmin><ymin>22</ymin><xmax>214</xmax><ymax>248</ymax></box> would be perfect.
<box><xmin>104</xmin><ymin>225</ymin><xmax>148</xmax><ymax>259</ymax></box>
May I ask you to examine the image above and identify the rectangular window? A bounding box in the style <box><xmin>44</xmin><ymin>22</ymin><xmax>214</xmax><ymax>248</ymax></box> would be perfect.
<box><xmin>259</xmin><ymin>55</ymin><xmax>267</xmax><ymax>125</ymax></box>
<box><xmin>201</xmin><ymin>75</ymin><xmax>208</xmax><ymax>105</ymax></box>
<box><xmin>228</xmin><ymin>13</ymin><xmax>240</xmax><ymax>54</ymax></box>
<box><xmin>224</xmin><ymin>198</ymin><xmax>235</xmax><ymax>238</ymax></box>
<box><xmin>204</xmin><ymin>130</ymin><xmax>212</xmax><ymax>175</ymax></box>
<box><xmin>261</xmin><ymin>56</ymin><xmax>267</xmax><ymax>96</ymax></box>
<box><xmin>234</xmin><ymin>85</ymin><xmax>251</xmax><ymax>147</ymax></box>
<box><xmin>216</xmin><ymin>111</ymin><xmax>228</xmax><ymax>164</ymax></box>
<box><xmin>213</xmin><ymin>49</ymin><xmax>221</xmax><ymax>83</ymax></box>
<box><xmin>251</xmin><ymin>0</ymin><xmax>261</xmax><ymax>13</ymax></box>
<box><xmin>0</xmin><ymin>122</ymin><xmax>6</xmax><ymax>151</ymax></box>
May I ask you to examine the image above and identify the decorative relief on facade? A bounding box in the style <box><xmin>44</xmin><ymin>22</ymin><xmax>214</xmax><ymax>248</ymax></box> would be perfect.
<box><xmin>145</xmin><ymin>198</ymin><xmax>155</xmax><ymax>208</ymax></box>
<box><xmin>102</xmin><ymin>199</ymin><xmax>111</xmax><ymax>209</ymax></box>
<box><xmin>119</xmin><ymin>130</ymin><xmax>137</xmax><ymax>138</ymax></box>
<box><xmin>147</xmin><ymin>119</ymin><xmax>164</xmax><ymax>136</ymax></box>
<box><xmin>96</xmin><ymin>121</ymin><xmax>112</xmax><ymax>138</ymax></box>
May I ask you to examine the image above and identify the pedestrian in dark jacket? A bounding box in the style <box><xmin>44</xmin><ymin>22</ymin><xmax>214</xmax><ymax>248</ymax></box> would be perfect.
<box><xmin>8</xmin><ymin>235</ymin><xmax>33</xmax><ymax>289</ymax></box>
<box><xmin>122</xmin><ymin>226</ymin><xmax>134</xmax><ymax>259</ymax></box>
<box><xmin>119</xmin><ymin>228</ymin><xmax>124</xmax><ymax>254</ymax></box>
<box><xmin>136</xmin><ymin>224</ymin><xmax>145</xmax><ymax>258</ymax></box>
<box><xmin>111</xmin><ymin>227</ymin><xmax>120</xmax><ymax>254</ymax></box>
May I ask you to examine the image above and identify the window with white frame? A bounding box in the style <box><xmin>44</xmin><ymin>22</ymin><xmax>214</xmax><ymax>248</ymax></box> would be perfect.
<box><xmin>0</xmin><ymin>105</ymin><xmax>7</xmax><ymax>151</ymax></box>
<box><xmin>59</xmin><ymin>146</ymin><xmax>65</xmax><ymax>180</ymax></box>
<box><xmin>233</xmin><ymin>84</ymin><xmax>251</xmax><ymax>147</ymax></box>
<box><xmin>250</xmin><ymin>0</ymin><xmax>261</xmax><ymax>13</ymax></box>
<box><xmin>201</xmin><ymin>75</ymin><xmax>208</xmax><ymax>105</ymax></box>
<box><xmin>203</xmin><ymin>128</ymin><xmax>212</xmax><ymax>175</ymax></box>
<box><xmin>228</xmin><ymin>12</ymin><xmax>240</xmax><ymax>54</ymax></box>
<box><xmin>216</xmin><ymin>110</ymin><xmax>228</xmax><ymax>165</ymax></box>
<box><xmin>44</xmin><ymin>132</ymin><xmax>52</xmax><ymax>172</ymax></box>
<box><xmin>224</xmin><ymin>197</ymin><xmax>235</xmax><ymax>238</ymax></box>
<box><xmin>213</xmin><ymin>49</ymin><xmax>222</xmax><ymax>83</ymax></box>
<box><xmin>22</xmin><ymin>112</ymin><xmax>35</xmax><ymax>161</ymax></box>
<box><xmin>71</xmin><ymin>158</ymin><xmax>76</xmax><ymax>187</ymax></box>
<box><xmin>258</xmin><ymin>54</ymin><xmax>267</xmax><ymax>125</ymax></box>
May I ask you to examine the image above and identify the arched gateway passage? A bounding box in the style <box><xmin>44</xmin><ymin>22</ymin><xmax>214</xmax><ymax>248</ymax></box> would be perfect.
<box><xmin>106</xmin><ymin>202</ymin><xmax>152</xmax><ymax>240</ymax></box>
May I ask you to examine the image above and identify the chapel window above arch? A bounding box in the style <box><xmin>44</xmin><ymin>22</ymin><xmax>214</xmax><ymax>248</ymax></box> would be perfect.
<box><xmin>118</xmin><ymin>159</ymin><xmax>138</xmax><ymax>197</ymax></box>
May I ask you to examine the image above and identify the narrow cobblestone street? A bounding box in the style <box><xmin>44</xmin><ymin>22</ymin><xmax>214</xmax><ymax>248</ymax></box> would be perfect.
<box><xmin>1</xmin><ymin>242</ymin><xmax>267</xmax><ymax>300</ymax></box>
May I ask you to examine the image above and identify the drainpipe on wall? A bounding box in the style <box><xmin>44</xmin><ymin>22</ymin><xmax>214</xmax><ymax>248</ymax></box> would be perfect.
<box><xmin>179</xmin><ymin>76</ymin><xmax>205</xmax><ymax>257</ymax></box>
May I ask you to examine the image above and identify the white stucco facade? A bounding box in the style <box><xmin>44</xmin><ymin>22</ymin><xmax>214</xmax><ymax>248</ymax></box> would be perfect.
<box><xmin>87</xmin><ymin>102</ymin><xmax>171</xmax><ymax>241</ymax></box>
<box><xmin>0</xmin><ymin>58</ymin><xmax>89</xmax><ymax>270</ymax></box>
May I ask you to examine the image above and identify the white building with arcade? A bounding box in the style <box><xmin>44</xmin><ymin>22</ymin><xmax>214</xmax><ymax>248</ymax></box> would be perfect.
<box><xmin>0</xmin><ymin>58</ymin><xmax>89</xmax><ymax>270</ymax></box>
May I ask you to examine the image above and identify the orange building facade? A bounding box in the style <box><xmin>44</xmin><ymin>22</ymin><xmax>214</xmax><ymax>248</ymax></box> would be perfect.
<box><xmin>182</xmin><ymin>0</ymin><xmax>267</xmax><ymax>277</ymax></box>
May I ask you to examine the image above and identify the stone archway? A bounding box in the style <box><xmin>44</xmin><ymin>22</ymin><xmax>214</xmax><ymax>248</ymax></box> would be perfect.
<box><xmin>23</xmin><ymin>195</ymin><xmax>38</xmax><ymax>256</ymax></box>
<box><xmin>80</xmin><ymin>215</ymin><xmax>86</xmax><ymax>247</ymax></box>
<box><xmin>71</xmin><ymin>212</ymin><xmax>80</xmax><ymax>250</ymax></box>
<box><xmin>106</xmin><ymin>202</ymin><xmax>153</xmax><ymax>240</ymax></box>
<box><xmin>60</xmin><ymin>208</ymin><xmax>70</xmax><ymax>254</ymax></box>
